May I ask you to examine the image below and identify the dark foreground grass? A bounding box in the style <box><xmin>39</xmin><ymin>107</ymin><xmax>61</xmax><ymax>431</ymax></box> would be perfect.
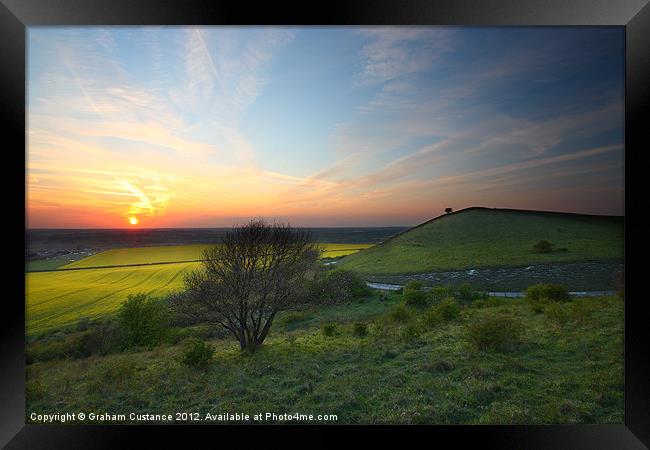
<box><xmin>339</xmin><ymin>207</ymin><xmax>623</xmax><ymax>275</ymax></box>
<box><xmin>26</xmin><ymin>293</ymin><xmax>623</xmax><ymax>425</ymax></box>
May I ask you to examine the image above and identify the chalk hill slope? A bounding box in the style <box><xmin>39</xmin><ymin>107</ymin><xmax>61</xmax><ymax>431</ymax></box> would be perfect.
<box><xmin>338</xmin><ymin>207</ymin><xmax>623</xmax><ymax>275</ymax></box>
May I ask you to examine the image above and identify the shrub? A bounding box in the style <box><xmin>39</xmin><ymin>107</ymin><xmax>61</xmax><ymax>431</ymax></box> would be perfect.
<box><xmin>388</xmin><ymin>304</ymin><xmax>411</xmax><ymax>322</ymax></box>
<box><xmin>326</xmin><ymin>269</ymin><xmax>371</xmax><ymax>299</ymax></box>
<box><xmin>525</xmin><ymin>283</ymin><xmax>570</xmax><ymax>303</ymax></box>
<box><xmin>436</xmin><ymin>298</ymin><xmax>461</xmax><ymax>320</ymax></box>
<box><xmin>403</xmin><ymin>289</ymin><xmax>428</xmax><ymax>308</ymax></box>
<box><xmin>403</xmin><ymin>280</ymin><xmax>424</xmax><ymax>292</ymax></box>
<box><xmin>529</xmin><ymin>302</ymin><xmax>545</xmax><ymax>314</ymax></box>
<box><xmin>456</xmin><ymin>283</ymin><xmax>475</xmax><ymax>303</ymax></box>
<box><xmin>400</xmin><ymin>323</ymin><xmax>422</xmax><ymax>343</ymax></box>
<box><xmin>310</xmin><ymin>269</ymin><xmax>371</xmax><ymax>304</ymax></box>
<box><xmin>371</xmin><ymin>318</ymin><xmax>389</xmax><ymax>338</ymax></box>
<box><xmin>473</xmin><ymin>297</ymin><xmax>507</xmax><ymax>308</ymax></box>
<box><xmin>103</xmin><ymin>358</ymin><xmax>137</xmax><ymax>384</ymax></box>
<box><xmin>532</xmin><ymin>240</ymin><xmax>555</xmax><ymax>254</ymax></box>
<box><xmin>26</xmin><ymin>338</ymin><xmax>70</xmax><ymax>363</ymax></box>
<box><xmin>181</xmin><ymin>339</ymin><xmax>215</xmax><ymax>370</ymax></box>
<box><xmin>568</xmin><ymin>299</ymin><xmax>595</xmax><ymax>323</ymax></box>
<box><xmin>352</xmin><ymin>322</ymin><xmax>369</xmax><ymax>337</ymax></box>
<box><xmin>118</xmin><ymin>293</ymin><xmax>169</xmax><ymax>350</ymax></box>
<box><xmin>76</xmin><ymin>317</ymin><xmax>91</xmax><ymax>332</ymax></box>
<box><xmin>468</xmin><ymin>314</ymin><xmax>524</xmax><ymax>352</ymax></box>
<box><xmin>544</xmin><ymin>303</ymin><xmax>570</xmax><ymax>325</ymax></box>
<box><xmin>423</xmin><ymin>298</ymin><xmax>461</xmax><ymax>326</ymax></box>
<box><xmin>321</xmin><ymin>323</ymin><xmax>337</xmax><ymax>337</ymax></box>
<box><xmin>429</xmin><ymin>285</ymin><xmax>455</xmax><ymax>304</ymax></box>
<box><xmin>78</xmin><ymin>320</ymin><xmax>123</xmax><ymax>356</ymax></box>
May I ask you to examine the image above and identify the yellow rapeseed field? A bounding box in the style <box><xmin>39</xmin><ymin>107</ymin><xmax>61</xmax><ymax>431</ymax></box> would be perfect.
<box><xmin>26</xmin><ymin>243</ymin><xmax>372</xmax><ymax>336</ymax></box>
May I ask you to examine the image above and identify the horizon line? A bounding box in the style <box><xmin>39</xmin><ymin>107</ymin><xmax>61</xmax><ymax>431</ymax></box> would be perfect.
<box><xmin>25</xmin><ymin>206</ymin><xmax>625</xmax><ymax>231</ymax></box>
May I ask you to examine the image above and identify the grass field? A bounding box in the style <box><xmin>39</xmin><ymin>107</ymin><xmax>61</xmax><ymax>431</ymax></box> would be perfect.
<box><xmin>339</xmin><ymin>208</ymin><xmax>623</xmax><ymax>275</ymax></box>
<box><xmin>26</xmin><ymin>243</ymin><xmax>372</xmax><ymax>336</ymax></box>
<box><xmin>61</xmin><ymin>243</ymin><xmax>372</xmax><ymax>269</ymax></box>
<box><xmin>26</xmin><ymin>292</ymin><xmax>624</xmax><ymax>424</ymax></box>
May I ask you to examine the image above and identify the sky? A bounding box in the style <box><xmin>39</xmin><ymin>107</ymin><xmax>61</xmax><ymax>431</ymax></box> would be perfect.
<box><xmin>26</xmin><ymin>27</ymin><xmax>624</xmax><ymax>228</ymax></box>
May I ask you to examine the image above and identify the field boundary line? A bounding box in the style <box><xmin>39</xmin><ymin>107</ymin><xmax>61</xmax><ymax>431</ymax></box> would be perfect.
<box><xmin>25</xmin><ymin>248</ymin><xmax>368</xmax><ymax>273</ymax></box>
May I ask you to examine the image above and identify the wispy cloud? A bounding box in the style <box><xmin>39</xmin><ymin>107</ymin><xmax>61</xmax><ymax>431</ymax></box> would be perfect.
<box><xmin>27</xmin><ymin>27</ymin><xmax>623</xmax><ymax>227</ymax></box>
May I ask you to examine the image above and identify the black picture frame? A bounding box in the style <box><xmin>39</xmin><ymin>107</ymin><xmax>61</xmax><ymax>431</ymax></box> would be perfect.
<box><xmin>2</xmin><ymin>0</ymin><xmax>649</xmax><ymax>447</ymax></box>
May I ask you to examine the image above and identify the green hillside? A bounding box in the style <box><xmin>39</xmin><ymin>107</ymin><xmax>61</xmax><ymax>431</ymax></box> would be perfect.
<box><xmin>339</xmin><ymin>208</ymin><xmax>623</xmax><ymax>275</ymax></box>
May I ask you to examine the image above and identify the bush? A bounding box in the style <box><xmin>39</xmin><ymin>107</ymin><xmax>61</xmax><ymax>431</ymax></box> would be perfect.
<box><xmin>423</xmin><ymin>298</ymin><xmax>461</xmax><ymax>326</ymax></box>
<box><xmin>403</xmin><ymin>280</ymin><xmax>424</xmax><ymax>292</ymax></box>
<box><xmin>326</xmin><ymin>269</ymin><xmax>371</xmax><ymax>299</ymax></box>
<box><xmin>568</xmin><ymin>299</ymin><xmax>596</xmax><ymax>323</ymax></box>
<box><xmin>78</xmin><ymin>320</ymin><xmax>123</xmax><ymax>356</ymax></box>
<box><xmin>370</xmin><ymin>318</ymin><xmax>389</xmax><ymax>338</ymax></box>
<box><xmin>428</xmin><ymin>285</ymin><xmax>456</xmax><ymax>304</ymax></box>
<box><xmin>532</xmin><ymin>240</ymin><xmax>555</xmax><ymax>253</ymax></box>
<box><xmin>473</xmin><ymin>297</ymin><xmax>507</xmax><ymax>308</ymax></box>
<box><xmin>26</xmin><ymin>338</ymin><xmax>71</xmax><ymax>363</ymax></box>
<box><xmin>468</xmin><ymin>314</ymin><xmax>524</xmax><ymax>352</ymax></box>
<box><xmin>321</xmin><ymin>323</ymin><xmax>337</xmax><ymax>337</ymax></box>
<box><xmin>27</xmin><ymin>319</ymin><xmax>123</xmax><ymax>363</ymax></box>
<box><xmin>456</xmin><ymin>283</ymin><xmax>475</xmax><ymax>303</ymax></box>
<box><xmin>403</xmin><ymin>289</ymin><xmax>428</xmax><ymax>308</ymax></box>
<box><xmin>388</xmin><ymin>304</ymin><xmax>411</xmax><ymax>322</ymax></box>
<box><xmin>181</xmin><ymin>339</ymin><xmax>215</xmax><ymax>370</ymax></box>
<box><xmin>352</xmin><ymin>322</ymin><xmax>369</xmax><ymax>337</ymax></box>
<box><xmin>400</xmin><ymin>323</ymin><xmax>422</xmax><ymax>343</ymax></box>
<box><xmin>118</xmin><ymin>293</ymin><xmax>169</xmax><ymax>349</ymax></box>
<box><xmin>544</xmin><ymin>303</ymin><xmax>570</xmax><ymax>325</ymax></box>
<box><xmin>525</xmin><ymin>283</ymin><xmax>570</xmax><ymax>303</ymax></box>
<box><xmin>76</xmin><ymin>317</ymin><xmax>91</xmax><ymax>332</ymax></box>
<box><xmin>309</xmin><ymin>269</ymin><xmax>371</xmax><ymax>304</ymax></box>
<box><xmin>402</xmin><ymin>279</ymin><xmax>428</xmax><ymax>307</ymax></box>
<box><xmin>529</xmin><ymin>302</ymin><xmax>545</xmax><ymax>314</ymax></box>
<box><xmin>429</xmin><ymin>284</ymin><xmax>485</xmax><ymax>305</ymax></box>
<box><xmin>436</xmin><ymin>298</ymin><xmax>461</xmax><ymax>320</ymax></box>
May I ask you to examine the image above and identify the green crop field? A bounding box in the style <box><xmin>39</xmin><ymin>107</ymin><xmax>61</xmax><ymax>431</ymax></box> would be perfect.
<box><xmin>339</xmin><ymin>208</ymin><xmax>623</xmax><ymax>275</ymax></box>
<box><xmin>26</xmin><ymin>262</ymin><xmax>200</xmax><ymax>337</ymax></box>
<box><xmin>26</xmin><ymin>243</ymin><xmax>372</xmax><ymax>336</ymax></box>
<box><xmin>61</xmin><ymin>243</ymin><xmax>372</xmax><ymax>269</ymax></box>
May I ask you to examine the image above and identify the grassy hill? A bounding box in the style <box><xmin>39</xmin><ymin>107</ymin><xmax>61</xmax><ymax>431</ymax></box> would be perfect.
<box><xmin>26</xmin><ymin>291</ymin><xmax>624</xmax><ymax>424</ymax></box>
<box><xmin>339</xmin><ymin>208</ymin><xmax>623</xmax><ymax>275</ymax></box>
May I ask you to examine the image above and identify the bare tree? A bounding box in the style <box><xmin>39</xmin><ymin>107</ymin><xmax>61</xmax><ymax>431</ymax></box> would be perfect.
<box><xmin>171</xmin><ymin>219</ymin><xmax>321</xmax><ymax>350</ymax></box>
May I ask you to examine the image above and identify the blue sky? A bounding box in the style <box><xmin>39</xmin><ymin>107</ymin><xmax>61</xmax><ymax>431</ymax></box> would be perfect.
<box><xmin>27</xmin><ymin>27</ymin><xmax>624</xmax><ymax>228</ymax></box>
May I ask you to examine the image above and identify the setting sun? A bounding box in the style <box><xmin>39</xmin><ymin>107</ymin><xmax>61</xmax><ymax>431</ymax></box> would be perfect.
<box><xmin>128</xmin><ymin>217</ymin><xmax>139</xmax><ymax>226</ymax></box>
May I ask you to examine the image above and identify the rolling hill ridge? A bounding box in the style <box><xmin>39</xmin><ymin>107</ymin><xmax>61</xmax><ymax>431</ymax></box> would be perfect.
<box><xmin>338</xmin><ymin>207</ymin><xmax>623</xmax><ymax>275</ymax></box>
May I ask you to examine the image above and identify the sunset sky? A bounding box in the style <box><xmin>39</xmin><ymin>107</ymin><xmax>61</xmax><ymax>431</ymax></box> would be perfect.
<box><xmin>27</xmin><ymin>27</ymin><xmax>624</xmax><ymax>228</ymax></box>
